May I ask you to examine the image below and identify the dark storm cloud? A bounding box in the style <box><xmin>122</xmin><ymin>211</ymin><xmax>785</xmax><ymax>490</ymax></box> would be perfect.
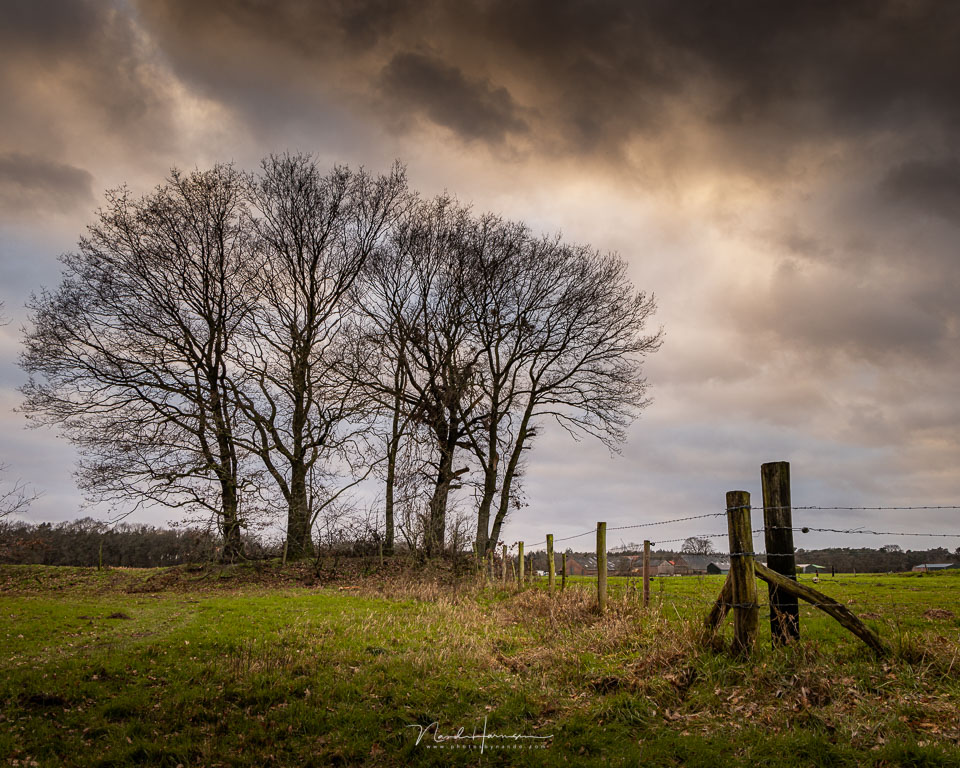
<box><xmin>379</xmin><ymin>52</ymin><xmax>528</xmax><ymax>142</ymax></box>
<box><xmin>0</xmin><ymin>153</ymin><xmax>94</xmax><ymax>215</ymax></box>
<box><xmin>880</xmin><ymin>158</ymin><xmax>960</xmax><ymax>223</ymax></box>
<box><xmin>136</xmin><ymin>0</ymin><xmax>960</xmax><ymax>163</ymax></box>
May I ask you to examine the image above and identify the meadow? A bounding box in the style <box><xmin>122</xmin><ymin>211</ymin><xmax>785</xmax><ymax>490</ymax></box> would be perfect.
<box><xmin>1</xmin><ymin>563</ymin><xmax>959</xmax><ymax>767</ymax></box>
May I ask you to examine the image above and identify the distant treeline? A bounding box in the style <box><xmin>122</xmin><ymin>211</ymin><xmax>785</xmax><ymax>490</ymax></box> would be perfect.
<box><xmin>790</xmin><ymin>547</ymin><xmax>960</xmax><ymax>574</ymax></box>
<box><xmin>0</xmin><ymin>518</ymin><xmax>278</xmax><ymax>568</ymax></box>
<box><xmin>3</xmin><ymin>519</ymin><xmax>959</xmax><ymax>572</ymax></box>
<box><xmin>542</xmin><ymin>547</ymin><xmax>960</xmax><ymax>574</ymax></box>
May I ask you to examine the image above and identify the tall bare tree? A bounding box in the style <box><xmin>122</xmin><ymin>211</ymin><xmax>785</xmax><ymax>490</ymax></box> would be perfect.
<box><xmin>20</xmin><ymin>166</ymin><xmax>256</xmax><ymax>560</ymax></box>
<box><xmin>359</xmin><ymin>197</ymin><xmax>485</xmax><ymax>556</ymax></box>
<box><xmin>233</xmin><ymin>154</ymin><xmax>408</xmax><ymax>559</ymax></box>
<box><xmin>459</xmin><ymin>221</ymin><xmax>663</xmax><ymax>555</ymax></box>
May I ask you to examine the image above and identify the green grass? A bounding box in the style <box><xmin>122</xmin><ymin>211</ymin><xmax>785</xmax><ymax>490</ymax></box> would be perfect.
<box><xmin>2</xmin><ymin>564</ymin><xmax>959</xmax><ymax>766</ymax></box>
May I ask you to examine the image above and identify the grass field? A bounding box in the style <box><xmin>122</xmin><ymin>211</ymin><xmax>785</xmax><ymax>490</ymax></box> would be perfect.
<box><xmin>2</xmin><ymin>563</ymin><xmax>959</xmax><ymax>767</ymax></box>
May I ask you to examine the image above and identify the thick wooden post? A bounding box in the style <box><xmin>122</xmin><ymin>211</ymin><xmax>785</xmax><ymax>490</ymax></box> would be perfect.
<box><xmin>561</xmin><ymin>553</ymin><xmax>567</xmax><ymax>592</ymax></box>
<box><xmin>597</xmin><ymin>522</ymin><xmax>607</xmax><ymax>613</ymax></box>
<box><xmin>518</xmin><ymin>542</ymin><xmax>524</xmax><ymax>588</ymax></box>
<box><xmin>502</xmin><ymin>544</ymin><xmax>508</xmax><ymax>584</ymax></box>
<box><xmin>726</xmin><ymin>491</ymin><xmax>758</xmax><ymax>656</ymax></box>
<box><xmin>547</xmin><ymin>534</ymin><xmax>555</xmax><ymax>592</ymax></box>
<box><xmin>762</xmin><ymin>461</ymin><xmax>800</xmax><ymax>645</ymax></box>
<box><xmin>642</xmin><ymin>540</ymin><xmax>651</xmax><ymax>608</ymax></box>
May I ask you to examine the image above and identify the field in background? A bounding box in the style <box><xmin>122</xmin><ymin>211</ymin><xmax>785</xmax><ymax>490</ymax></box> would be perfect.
<box><xmin>2</xmin><ymin>563</ymin><xmax>959</xmax><ymax>767</ymax></box>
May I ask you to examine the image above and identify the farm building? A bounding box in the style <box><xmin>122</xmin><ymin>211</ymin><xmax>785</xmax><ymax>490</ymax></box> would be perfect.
<box><xmin>675</xmin><ymin>554</ymin><xmax>720</xmax><ymax>574</ymax></box>
<box><xmin>911</xmin><ymin>563</ymin><xmax>960</xmax><ymax>572</ymax></box>
<box><xmin>655</xmin><ymin>557</ymin><xmax>731</xmax><ymax>576</ymax></box>
<box><xmin>797</xmin><ymin>564</ymin><xmax>826</xmax><ymax>574</ymax></box>
<box><xmin>562</xmin><ymin>555</ymin><xmax>616</xmax><ymax>576</ymax></box>
<box><xmin>656</xmin><ymin>559</ymin><xmax>676</xmax><ymax>576</ymax></box>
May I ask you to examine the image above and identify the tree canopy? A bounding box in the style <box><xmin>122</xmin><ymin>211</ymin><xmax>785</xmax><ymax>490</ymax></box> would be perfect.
<box><xmin>21</xmin><ymin>155</ymin><xmax>662</xmax><ymax>559</ymax></box>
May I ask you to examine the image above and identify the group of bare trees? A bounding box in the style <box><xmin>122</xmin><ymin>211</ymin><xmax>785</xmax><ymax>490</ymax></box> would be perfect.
<box><xmin>20</xmin><ymin>155</ymin><xmax>662</xmax><ymax>561</ymax></box>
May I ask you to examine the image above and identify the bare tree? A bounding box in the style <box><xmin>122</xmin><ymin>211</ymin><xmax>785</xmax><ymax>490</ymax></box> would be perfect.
<box><xmin>681</xmin><ymin>536</ymin><xmax>715</xmax><ymax>555</ymax></box>
<box><xmin>360</xmin><ymin>202</ymin><xmax>661</xmax><ymax>558</ymax></box>
<box><xmin>20</xmin><ymin>166</ymin><xmax>257</xmax><ymax>560</ymax></box>
<box><xmin>233</xmin><ymin>154</ymin><xmax>408</xmax><ymax>559</ymax></box>
<box><xmin>358</xmin><ymin>197</ymin><xmax>484</xmax><ymax>557</ymax></box>
<box><xmin>460</xmin><ymin>220</ymin><xmax>662</xmax><ymax>555</ymax></box>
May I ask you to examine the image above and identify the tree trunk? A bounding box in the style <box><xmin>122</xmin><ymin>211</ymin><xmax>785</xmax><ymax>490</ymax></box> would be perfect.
<box><xmin>286</xmin><ymin>461</ymin><xmax>314</xmax><ymax>559</ymax></box>
<box><xmin>474</xmin><ymin>450</ymin><xmax>497</xmax><ymax>558</ymax></box>
<box><xmin>384</xmin><ymin>441</ymin><xmax>397</xmax><ymax>555</ymax></box>
<box><xmin>487</xmin><ymin>403</ymin><xmax>534</xmax><ymax>554</ymax></box>
<box><xmin>426</xmin><ymin>424</ymin><xmax>458</xmax><ymax>558</ymax></box>
<box><xmin>473</xmin><ymin>394</ymin><xmax>501</xmax><ymax>557</ymax></box>
<box><xmin>384</xmin><ymin>384</ymin><xmax>404</xmax><ymax>555</ymax></box>
<box><xmin>220</xmin><ymin>482</ymin><xmax>243</xmax><ymax>563</ymax></box>
<box><xmin>210</xmin><ymin>377</ymin><xmax>244</xmax><ymax>564</ymax></box>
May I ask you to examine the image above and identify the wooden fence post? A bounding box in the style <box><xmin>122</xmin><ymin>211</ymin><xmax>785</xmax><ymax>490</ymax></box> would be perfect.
<box><xmin>518</xmin><ymin>542</ymin><xmax>524</xmax><ymax>588</ymax></box>
<box><xmin>597</xmin><ymin>522</ymin><xmax>607</xmax><ymax>613</ymax></box>
<box><xmin>502</xmin><ymin>544</ymin><xmax>508</xmax><ymax>584</ymax></box>
<box><xmin>726</xmin><ymin>491</ymin><xmax>758</xmax><ymax>656</ymax></box>
<box><xmin>642</xmin><ymin>540</ymin><xmax>651</xmax><ymax>608</ymax></box>
<box><xmin>561</xmin><ymin>553</ymin><xmax>567</xmax><ymax>592</ymax></box>
<box><xmin>762</xmin><ymin>461</ymin><xmax>800</xmax><ymax>645</ymax></box>
<box><xmin>547</xmin><ymin>534</ymin><xmax>555</xmax><ymax>592</ymax></box>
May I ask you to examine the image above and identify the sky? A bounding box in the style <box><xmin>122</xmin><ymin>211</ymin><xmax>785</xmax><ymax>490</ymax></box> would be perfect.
<box><xmin>2</xmin><ymin>0</ymin><xmax>960</xmax><ymax>554</ymax></box>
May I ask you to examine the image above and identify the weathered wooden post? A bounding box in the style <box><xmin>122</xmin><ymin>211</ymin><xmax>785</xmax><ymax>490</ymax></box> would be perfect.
<box><xmin>502</xmin><ymin>544</ymin><xmax>508</xmax><ymax>584</ymax></box>
<box><xmin>518</xmin><ymin>542</ymin><xmax>525</xmax><ymax>588</ymax></box>
<box><xmin>561</xmin><ymin>553</ymin><xmax>567</xmax><ymax>592</ymax></box>
<box><xmin>726</xmin><ymin>491</ymin><xmax>759</xmax><ymax>656</ymax></box>
<box><xmin>597</xmin><ymin>522</ymin><xmax>607</xmax><ymax>613</ymax></box>
<box><xmin>642</xmin><ymin>540</ymin><xmax>651</xmax><ymax>608</ymax></box>
<box><xmin>546</xmin><ymin>534</ymin><xmax>555</xmax><ymax>592</ymax></box>
<box><xmin>761</xmin><ymin>461</ymin><xmax>800</xmax><ymax>645</ymax></box>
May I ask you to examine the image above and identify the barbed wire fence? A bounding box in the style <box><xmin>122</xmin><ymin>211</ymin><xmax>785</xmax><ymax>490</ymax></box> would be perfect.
<box><xmin>484</xmin><ymin>462</ymin><xmax>960</xmax><ymax>658</ymax></box>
